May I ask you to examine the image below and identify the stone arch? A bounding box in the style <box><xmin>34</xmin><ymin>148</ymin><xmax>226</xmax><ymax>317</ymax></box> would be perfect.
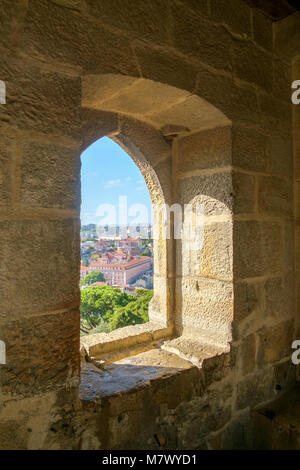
<box><xmin>81</xmin><ymin>74</ymin><xmax>233</xmax><ymax>348</ymax></box>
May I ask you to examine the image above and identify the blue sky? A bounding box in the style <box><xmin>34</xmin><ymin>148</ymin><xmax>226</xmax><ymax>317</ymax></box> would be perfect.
<box><xmin>80</xmin><ymin>137</ymin><xmax>152</xmax><ymax>225</ymax></box>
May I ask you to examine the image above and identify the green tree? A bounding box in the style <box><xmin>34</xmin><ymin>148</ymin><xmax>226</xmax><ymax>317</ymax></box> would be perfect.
<box><xmin>109</xmin><ymin>290</ymin><xmax>153</xmax><ymax>331</ymax></box>
<box><xmin>80</xmin><ymin>286</ymin><xmax>135</xmax><ymax>332</ymax></box>
<box><xmin>80</xmin><ymin>270</ymin><xmax>105</xmax><ymax>287</ymax></box>
<box><xmin>140</xmin><ymin>249</ymin><xmax>151</xmax><ymax>257</ymax></box>
<box><xmin>82</xmin><ymin>258</ymin><xmax>89</xmax><ymax>267</ymax></box>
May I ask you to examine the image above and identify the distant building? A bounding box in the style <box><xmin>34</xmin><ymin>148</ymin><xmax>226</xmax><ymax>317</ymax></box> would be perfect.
<box><xmin>89</xmin><ymin>282</ymin><xmax>107</xmax><ymax>287</ymax></box>
<box><xmin>115</xmin><ymin>238</ymin><xmax>142</xmax><ymax>256</ymax></box>
<box><xmin>88</xmin><ymin>256</ymin><xmax>152</xmax><ymax>286</ymax></box>
<box><xmin>80</xmin><ymin>265</ymin><xmax>89</xmax><ymax>278</ymax></box>
<box><xmin>94</xmin><ymin>240</ymin><xmax>108</xmax><ymax>253</ymax></box>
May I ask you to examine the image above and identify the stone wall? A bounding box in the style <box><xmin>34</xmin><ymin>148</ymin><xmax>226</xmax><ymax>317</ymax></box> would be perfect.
<box><xmin>0</xmin><ymin>0</ymin><xmax>299</xmax><ymax>449</ymax></box>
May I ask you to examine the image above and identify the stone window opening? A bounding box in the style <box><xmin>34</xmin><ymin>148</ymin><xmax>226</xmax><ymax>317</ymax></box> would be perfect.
<box><xmin>80</xmin><ymin>74</ymin><xmax>233</xmax><ymax>369</ymax></box>
<box><xmin>79</xmin><ymin>136</ymin><xmax>156</xmax><ymax>338</ymax></box>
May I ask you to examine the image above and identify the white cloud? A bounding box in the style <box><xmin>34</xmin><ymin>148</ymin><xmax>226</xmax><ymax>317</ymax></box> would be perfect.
<box><xmin>104</xmin><ymin>178</ymin><xmax>121</xmax><ymax>189</ymax></box>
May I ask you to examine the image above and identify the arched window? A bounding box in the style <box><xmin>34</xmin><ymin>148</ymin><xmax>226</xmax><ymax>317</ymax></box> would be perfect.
<box><xmin>81</xmin><ymin>75</ymin><xmax>232</xmax><ymax>361</ymax></box>
<box><xmin>80</xmin><ymin>137</ymin><xmax>154</xmax><ymax>336</ymax></box>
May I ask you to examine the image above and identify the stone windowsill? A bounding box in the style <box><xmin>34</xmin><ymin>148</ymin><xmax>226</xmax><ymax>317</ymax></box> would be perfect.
<box><xmin>80</xmin><ymin>332</ymin><xmax>229</xmax><ymax>404</ymax></box>
<box><xmin>80</xmin><ymin>347</ymin><xmax>199</xmax><ymax>404</ymax></box>
<box><xmin>80</xmin><ymin>321</ymin><xmax>173</xmax><ymax>363</ymax></box>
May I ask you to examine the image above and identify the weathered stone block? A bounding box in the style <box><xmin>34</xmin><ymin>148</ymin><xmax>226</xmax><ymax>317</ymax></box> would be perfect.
<box><xmin>0</xmin><ymin>134</ymin><xmax>14</xmax><ymax>208</ymax></box>
<box><xmin>153</xmin><ymin>237</ymin><xmax>173</xmax><ymax>278</ymax></box>
<box><xmin>118</xmin><ymin>116</ymin><xmax>171</xmax><ymax>169</ymax></box>
<box><xmin>0</xmin><ymin>309</ymin><xmax>80</xmax><ymax>396</ymax></box>
<box><xmin>49</xmin><ymin>0</ymin><xmax>82</xmax><ymax>11</ymax></box>
<box><xmin>202</xmin><ymin>354</ymin><xmax>233</xmax><ymax>387</ymax></box>
<box><xmin>0</xmin><ymin>56</ymin><xmax>81</xmax><ymax>138</ymax></box>
<box><xmin>284</xmin><ymin>221</ymin><xmax>295</xmax><ymax>272</ymax></box>
<box><xmin>171</xmin><ymin>4</ymin><xmax>233</xmax><ymax>72</ymax></box>
<box><xmin>252</xmin><ymin>8</ymin><xmax>273</xmax><ymax>52</ymax></box>
<box><xmin>149</xmin><ymin>274</ymin><xmax>171</xmax><ymax>324</ymax></box>
<box><xmin>220</xmin><ymin>409</ymin><xmax>254</xmax><ymax>449</ymax></box>
<box><xmin>181</xmin><ymin>221</ymin><xmax>233</xmax><ymax>280</ymax></box>
<box><xmin>88</xmin><ymin>0</ymin><xmax>170</xmax><ymax>45</ymax></box>
<box><xmin>274</xmin><ymin>10</ymin><xmax>300</xmax><ymax>60</ymax></box>
<box><xmin>296</xmin><ymin>181</ymin><xmax>300</xmax><ymax>221</ymax></box>
<box><xmin>234</xmin><ymin>281</ymin><xmax>260</xmax><ymax>322</ymax></box>
<box><xmin>236</xmin><ymin>367</ymin><xmax>276</xmax><ymax>410</ymax></box>
<box><xmin>20</xmin><ymin>141</ymin><xmax>80</xmax><ymax>211</ymax></box>
<box><xmin>116</xmin><ymin>124</ymin><xmax>172</xmax><ymax>205</ymax></box>
<box><xmin>178</xmin><ymin>172</ymin><xmax>233</xmax><ymax>216</ymax></box>
<box><xmin>150</xmin><ymin>93</ymin><xmax>230</xmax><ymax>134</ymax></box>
<box><xmin>0</xmin><ymin>419</ymin><xmax>29</xmax><ymax>450</ymax></box>
<box><xmin>22</xmin><ymin>0</ymin><xmax>138</xmax><ymax>75</ymax></box>
<box><xmin>264</xmin><ymin>274</ymin><xmax>295</xmax><ymax>320</ymax></box>
<box><xmin>177</xmin><ymin>126</ymin><xmax>232</xmax><ymax>173</ymax></box>
<box><xmin>0</xmin><ymin>0</ymin><xmax>16</xmax><ymax>50</ymax></box>
<box><xmin>134</xmin><ymin>44</ymin><xmax>198</xmax><ymax>94</ymax></box>
<box><xmin>176</xmin><ymin>394</ymin><xmax>231</xmax><ymax>449</ymax></box>
<box><xmin>258</xmin><ymin>91</ymin><xmax>292</xmax><ymax>137</ymax></box>
<box><xmin>266</xmin><ymin>135</ymin><xmax>293</xmax><ymax>179</ymax></box>
<box><xmin>232</xmin><ymin>124</ymin><xmax>267</xmax><ymax>172</ymax></box>
<box><xmin>196</xmin><ymin>67</ymin><xmax>260</xmax><ymax>126</ymax></box>
<box><xmin>274</xmin><ymin>359</ymin><xmax>296</xmax><ymax>393</ymax></box>
<box><xmin>0</xmin><ymin>219</ymin><xmax>80</xmax><ymax>319</ymax></box>
<box><xmin>235</xmin><ymin>334</ymin><xmax>256</xmax><ymax>376</ymax></box>
<box><xmin>273</xmin><ymin>59</ymin><xmax>291</xmax><ymax>103</ymax></box>
<box><xmin>232</xmin><ymin>171</ymin><xmax>256</xmax><ymax>214</ymax></box>
<box><xmin>80</xmin><ymin>108</ymin><xmax>118</xmax><ymax>151</ymax></box>
<box><xmin>211</xmin><ymin>0</ymin><xmax>251</xmax><ymax>36</ymax></box>
<box><xmin>233</xmin><ymin>220</ymin><xmax>283</xmax><ymax>279</ymax></box>
<box><xmin>257</xmin><ymin>320</ymin><xmax>294</xmax><ymax>366</ymax></box>
<box><xmin>258</xmin><ymin>175</ymin><xmax>292</xmax><ymax>216</ymax></box>
<box><xmin>176</xmin><ymin>277</ymin><xmax>233</xmax><ymax>344</ymax></box>
<box><xmin>176</xmin><ymin>0</ymin><xmax>208</xmax><ymax>16</ymax></box>
<box><xmin>233</xmin><ymin>39</ymin><xmax>273</xmax><ymax>91</ymax></box>
<box><xmin>93</xmin><ymin>80</ymin><xmax>191</xmax><ymax>121</ymax></box>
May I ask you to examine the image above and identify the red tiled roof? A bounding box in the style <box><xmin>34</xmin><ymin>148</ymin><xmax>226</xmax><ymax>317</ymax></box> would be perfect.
<box><xmin>89</xmin><ymin>256</ymin><xmax>151</xmax><ymax>270</ymax></box>
<box><xmin>80</xmin><ymin>265</ymin><xmax>89</xmax><ymax>271</ymax></box>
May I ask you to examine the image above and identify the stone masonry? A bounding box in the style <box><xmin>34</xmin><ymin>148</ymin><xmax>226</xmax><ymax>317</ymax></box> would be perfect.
<box><xmin>0</xmin><ymin>0</ymin><xmax>299</xmax><ymax>450</ymax></box>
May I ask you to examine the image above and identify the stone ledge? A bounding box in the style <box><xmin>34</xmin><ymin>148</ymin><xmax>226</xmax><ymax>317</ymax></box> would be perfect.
<box><xmin>80</xmin><ymin>321</ymin><xmax>173</xmax><ymax>359</ymax></box>
<box><xmin>80</xmin><ymin>337</ymin><xmax>231</xmax><ymax>404</ymax></box>
<box><xmin>80</xmin><ymin>347</ymin><xmax>197</xmax><ymax>403</ymax></box>
<box><xmin>161</xmin><ymin>336</ymin><xmax>229</xmax><ymax>367</ymax></box>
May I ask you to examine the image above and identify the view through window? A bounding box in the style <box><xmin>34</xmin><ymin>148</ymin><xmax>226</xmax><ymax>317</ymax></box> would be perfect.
<box><xmin>80</xmin><ymin>137</ymin><xmax>154</xmax><ymax>336</ymax></box>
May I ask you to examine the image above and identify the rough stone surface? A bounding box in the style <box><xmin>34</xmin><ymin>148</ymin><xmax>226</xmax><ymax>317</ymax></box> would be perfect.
<box><xmin>0</xmin><ymin>0</ymin><xmax>298</xmax><ymax>451</ymax></box>
<box><xmin>233</xmin><ymin>221</ymin><xmax>283</xmax><ymax>279</ymax></box>
<box><xmin>178</xmin><ymin>172</ymin><xmax>233</xmax><ymax>215</ymax></box>
<box><xmin>0</xmin><ymin>310</ymin><xmax>80</xmax><ymax>396</ymax></box>
<box><xmin>0</xmin><ymin>56</ymin><xmax>81</xmax><ymax>138</ymax></box>
<box><xmin>0</xmin><ymin>135</ymin><xmax>14</xmax><ymax>209</ymax></box>
<box><xmin>258</xmin><ymin>175</ymin><xmax>293</xmax><ymax>216</ymax></box>
<box><xmin>236</xmin><ymin>367</ymin><xmax>277</xmax><ymax>410</ymax></box>
<box><xmin>177</xmin><ymin>126</ymin><xmax>232</xmax><ymax>172</ymax></box>
<box><xmin>20</xmin><ymin>142</ymin><xmax>80</xmax><ymax>210</ymax></box>
<box><xmin>0</xmin><ymin>219</ymin><xmax>80</xmax><ymax>319</ymax></box>
<box><xmin>233</xmin><ymin>281</ymin><xmax>261</xmax><ymax>323</ymax></box>
<box><xmin>232</xmin><ymin>125</ymin><xmax>267</xmax><ymax>172</ymax></box>
<box><xmin>257</xmin><ymin>320</ymin><xmax>294</xmax><ymax>366</ymax></box>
